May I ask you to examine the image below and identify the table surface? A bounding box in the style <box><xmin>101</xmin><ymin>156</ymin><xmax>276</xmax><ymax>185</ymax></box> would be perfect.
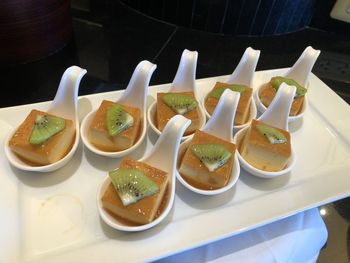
<box><xmin>1</xmin><ymin>2</ymin><xmax>350</xmax><ymax>262</ymax></box>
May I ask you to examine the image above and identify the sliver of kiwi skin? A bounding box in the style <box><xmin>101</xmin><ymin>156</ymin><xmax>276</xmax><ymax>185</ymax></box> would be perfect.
<box><xmin>190</xmin><ymin>143</ymin><xmax>232</xmax><ymax>172</ymax></box>
<box><xmin>162</xmin><ymin>93</ymin><xmax>198</xmax><ymax>115</ymax></box>
<box><xmin>106</xmin><ymin>105</ymin><xmax>134</xmax><ymax>136</ymax></box>
<box><xmin>109</xmin><ymin>168</ymin><xmax>159</xmax><ymax>206</ymax></box>
<box><xmin>29</xmin><ymin>115</ymin><xmax>65</xmax><ymax>145</ymax></box>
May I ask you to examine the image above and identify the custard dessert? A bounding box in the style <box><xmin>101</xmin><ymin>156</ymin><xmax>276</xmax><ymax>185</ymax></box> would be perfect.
<box><xmin>178</xmin><ymin>130</ymin><xmax>235</xmax><ymax>190</ymax></box>
<box><xmin>259</xmin><ymin>76</ymin><xmax>307</xmax><ymax>116</ymax></box>
<box><xmin>8</xmin><ymin>109</ymin><xmax>75</xmax><ymax>166</ymax></box>
<box><xmin>101</xmin><ymin>158</ymin><xmax>169</xmax><ymax>225</ymax></box>
<box><xmin>205</xmin><ymin>82</ymin><xmax>252</xmax><ymax>125</ymax></box>
<box><xmin>156</xmin><ymin>92</ymin><xmax>200</xmax><ymax>136</ymax></box>
<box><xmin>240</xmin><ymin>119</ymin><xmax>291</xmax><ymax>172</ymax></box>
<box><xmin>89</xmin><ymin>100</ymin><xmax>141</xmax><ymax>151</ymax></box>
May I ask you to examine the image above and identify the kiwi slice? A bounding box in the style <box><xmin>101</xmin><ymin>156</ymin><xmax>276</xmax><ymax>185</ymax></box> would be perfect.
<box><xmin>29</xmin><ymin>115</ymin><xmax>65</xmax><ymax>145</ymax></box>
<box><xmin>106</xmin><ymin>105</ymin><xmax>134</xmax><ymax>136</ymax></box>
<box><xmin>162</xmin><ymin>93</ymin><xmax>198</xmax><ymax>114</ymax></box>
<box><xmin>256</xmin><ymin>123</ymin><xmax>287</xmax><ymax>144</ymax></box>
<box><xmin>109</xmin><ymin>168</ymin><xmax>159</xmax><ymax>206</ymax></box>
<box><xmin>190</xmin><ymin>144</ymin><xmax>232</xmax><ymax>172</ymax></box>
<box><xmin>208</xmin><ymin>84</ymin><xmax>247</xmax><ymax>100</ymax></box>
<box><xmin>271</xmin><ymin>76</ymin><xmax>307</xmax><ymax>97</ymax></box>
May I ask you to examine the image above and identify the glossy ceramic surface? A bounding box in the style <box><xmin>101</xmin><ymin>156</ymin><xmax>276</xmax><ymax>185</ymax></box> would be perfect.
<box><xmin>1</xmin><ymin>69</ymin><xmax>350</xmax><ymax>262</ymax></box>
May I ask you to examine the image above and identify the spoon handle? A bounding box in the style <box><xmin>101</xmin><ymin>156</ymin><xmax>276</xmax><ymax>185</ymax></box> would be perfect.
<box><xmin>171</xmin><ymin>49</ymin><xmax>198</xmax><ymax>94</ymax></box>
<box><xmin>142</xmin><ymin>115</ymin><xmax>191</xmax><ymax>174</ymax></box>
<box><xmin>118</xmin><ymin>61</ymin><xmax>157</xmax><ymax>111</ymax></box>
<box><xmin>227</xmin><ymin>47</ymin><xmax>260</xmax><ymax>87</ymax></box>
<box><xmin>258</xmin><ymin>83</ymin><xmax>296</xmax><ymax>131</ymax></box>
<box><xmin>48</xmin><ymin>66</ymin><xmax>87</xmax><ymax>123</ymax></box>
<box><xmin>203</xmin><ymin>89</ymin><xmax>240</xmax><ymax>142</ymax></box>
<box><xmin>284</xmin><ymin>46</ymin><xmax>321</xmax><ymax>87</ymax></box>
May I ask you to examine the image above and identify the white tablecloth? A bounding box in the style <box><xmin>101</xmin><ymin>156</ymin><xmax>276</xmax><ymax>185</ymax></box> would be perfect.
<box><xmin>155</xmin><ymin>208</ymin><xmax>327</xmax><ymax>263</ymax></box>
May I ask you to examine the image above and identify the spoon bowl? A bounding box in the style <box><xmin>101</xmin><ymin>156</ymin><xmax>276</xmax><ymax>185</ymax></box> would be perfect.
<box><xmin>176</xmin><ymin>89</ymin><xmax>241</xmax><ymax>195</ymax></box>
<box><xmin>147</xmin><ymin>49</ymin><xmax>206</xmax><ymax>141</ymax></box>
<box><xmin>97</xmin><ymin>115</ymin><xmax>191</xmax><ymax>231</ymax></box>
<box><xmin>4</xmin><ymin>66</ymin><xmax>87</xmax><ymax>172</ymax></box>
<box><xmin>234</xmin><ymin>84</ymin><xmax>297</xmax><ymax>178</ymax></box>
<box><xmin>80</xmin><ymin>61</ymin><xmax>156</xmax><ymax>158</ymax></box>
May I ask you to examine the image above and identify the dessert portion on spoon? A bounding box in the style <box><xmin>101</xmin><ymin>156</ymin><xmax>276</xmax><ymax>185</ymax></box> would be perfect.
<box><xmin>178</xmin><ymin>129</ymin><xmax>236</xmax><ymax>190</ymax></box>
<box><xmin>203</xmin><ymin>47</ymin><xmax>260</xmax><ymax>129</ymax></box>
<box><xmin>81</xmin><ymin>60</ymin><xmax>156</xmax><ymax>158</ymax></box>
<box><xmin>97</xmin><ymin>115</ymin><xmax>191</xmax><ymax>231</ymax></box>
<box><xmin>88</xmin><ymin>100</ymin><xmax>141</xmax><ymax>152</ymax></box>
<box><xmin>205</xmin><ymin>82</ymin><xmax>252</xmax><ymax>126</ymax></box>
<box><xmin>177</xmin><ymin>89</ymin><xmax>241</xmax><ymax>195</ymax></box>
<box><xmin>157</xmin><ymin>91</ymin><xmax>199</xmax><ymax>136</ymax></box>
<box><xmin>259</xmin><ymin>76</ymin><xmax>307</xmax><ymax>117</ymax></box>
<box><xmin>235</xmin><ymin>83</ymin><xmax>297</xmax><ymax>178</ymax></box>
<box><xmin>239</xmin><ymin>119</ymin><xmax>291</xmax><ymax>172</ymax></box>
<box><xmin>8</xmin><ymin>110</ymin><xmax>75</xmax><ymax>166</ymax></box>
<box><xmin>256</xmin><ymin>46</ymin><xmax>320</xmax><ymax>121</ymax></box>
<box><xmin>101</xmin><ymin>157</ymin><xmax>169</xmax><ymax>225</ymax></box>
<box><xmin>5</xmin><ymin>66</ymin><xmax>87</xmax><ymax>172</ymax></box>
<box><xmin>148</xmin><ymin>49</ymin><xmax>206</xmax><ymax>140</ymax></box>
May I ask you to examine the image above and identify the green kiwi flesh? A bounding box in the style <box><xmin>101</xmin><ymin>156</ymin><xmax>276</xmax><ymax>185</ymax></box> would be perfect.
<box><xmin>256</xmin><ymin>123</ymin><xmax>287</xmax><ymax>144</ymax></box>
<box><xmin>190</xmin><ymin>144</ymin><xmax>232</xmax><ymax>172</ymax></box>
<box><xmin>271</xmin><ymin>76</ymin><xmax>307</xmax><ymax>97</ymax></box>
<box><xmin>109</xmin><ymin>168</ymin><xmax>159</xmax><ymax>206</ymax></box>
<box><xmin>162</xmin><ymin>93</ymin><xmax>198</xmax><ymax>114</ymax></box>
<box><xmin>106</xmin><ymin>105</ymin><xmax>134</xmax><ymax>136</ymax></box>
<box><xmin>208</xmin><ymin>84</ymin><xmax>247</xmax><ymax>100</ymax></box>
<box><xmin>29</xmin><ymin>115</ymin><xmax>65</xmax><ymax>145</ymax></box>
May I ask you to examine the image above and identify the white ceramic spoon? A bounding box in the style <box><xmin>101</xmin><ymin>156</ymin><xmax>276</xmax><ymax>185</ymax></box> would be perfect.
<box><xmin>177</xmin><ymin>89</ymin><xmax>241</xmax><ymax>195</ymax></box>
<box><xmin>80</xmin><ymin>60</ymin><xmax>157</xmax><ymax>158</ymax></box>
<box><xmin>4</xmin><ymin>66</ymin><xmax>87</xmax><ymax>172</ymax></box>
<box><xmin>97</xmin><ymin>115</ymin><xmax>191</xmax><ymax>231</ymax></box>
<box><xmin>147</xmin><ymin>49</ymin><xmax>206</xmax><ymax>140</ymax></box>
<box><xmin>255</xmin><ymin>46</ymin><xmax>321</xmax><ymax>122</ymax></box>
<box><xmin>234</xmin><ymin>83</ymin><xmax>297</xmax><ymax>178</ymax></box>
<box><xmin>202</xmin><ymin>47</ymin><xmax>260</xmax><ymax>130</ymax></box>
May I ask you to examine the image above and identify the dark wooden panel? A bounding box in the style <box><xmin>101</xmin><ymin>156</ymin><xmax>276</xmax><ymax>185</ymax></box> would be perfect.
<box><xmin>0</xmin><ymin>0</ymin><xmax>73</xmax><ymax>65</ymax></box>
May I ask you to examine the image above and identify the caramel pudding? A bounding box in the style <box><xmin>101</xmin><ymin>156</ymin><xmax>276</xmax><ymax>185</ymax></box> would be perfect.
<box><xmin>240</xmin><ymin>119</ymin><xmax>291</xmax><ymax>172</ymax></box>
<box><xmin>205</xmin><ymin>82</ymin><xmax>252</xmax><ymax>125</ymax></box>
<box><xmin>156</xmin><ymin>92</ymin><xmax>200</xmax><ymax>136</ymax></box>
<box><xmin>179</xmin><ymin>130</ymin><xmax>235</xmax><ymax>190</ymax></box>
<box><xmin>89</xmin><ymin>100</ymin><xmax>141</xmax><ymax>151</ymax></box>
<box><xmin>102</xmin><ymin>158</ymin><xmax>169</xmax><ymax>225</ymax></box>
<box><xmin>259</xmin><ymin>76</ymin><xmax>306</xmax><ymax>116</ymax></box>
<box><xmin>8</xmin><ymin>109</ymin><xmax>75</xmax><ymax>166</ymax></box>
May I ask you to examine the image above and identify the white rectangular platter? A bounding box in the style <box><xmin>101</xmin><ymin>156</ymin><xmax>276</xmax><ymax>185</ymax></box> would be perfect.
<box><xmin>1</xmin><ymin>69</ymin><xmax>350</xmax><ymax>263</ymax></box>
